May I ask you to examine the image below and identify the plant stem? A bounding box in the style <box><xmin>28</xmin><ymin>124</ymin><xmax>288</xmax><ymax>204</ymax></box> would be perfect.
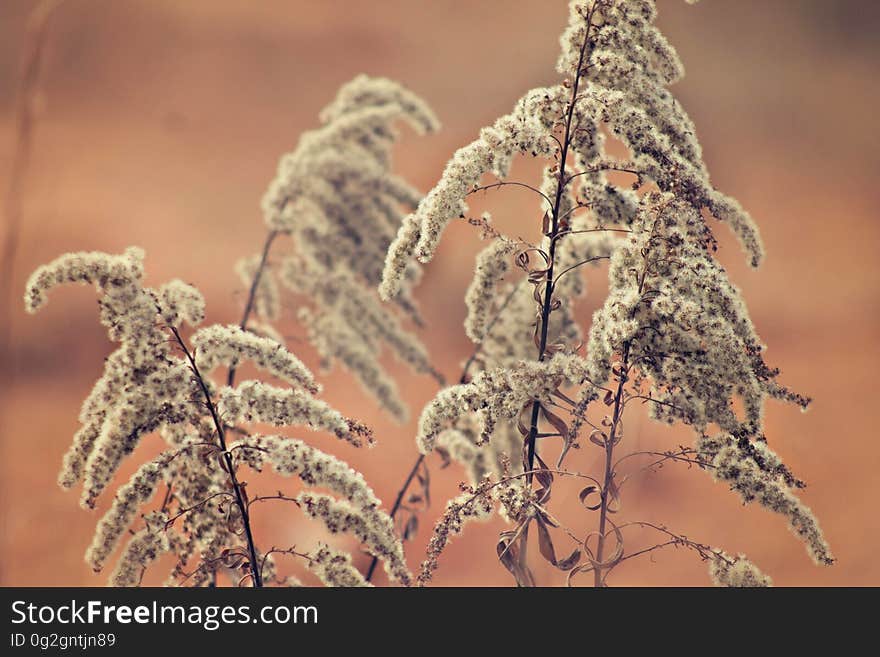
<box><xmin>524</xmin><ymin>9</ymin><xmax>596</xmax><ymax>483</ymax></box>
<box><xmin>227</xmin><ymin>229</ymin><xmax>280</xmax><ymax>387</ymax></box>
<box><xmin>364</xmin><ymin>275</ymin><xmax>524</xmax><ymax>582</ymax></box>
<box><xmin>171</xmin><ymin>326</ymin><xmax>263</xmax><ymax>587</ymax></box>
<box><xmin>593</xmin><ymin>343</ymin><xmax>629</xmax><ymax>587</ymax></box>
<box><xmin>593</xmin><ymin>223</ymin><xmax>652</xmax><ymax>586</ymax></box>
<box><xmin>364</xmin><ymin>453</ymin><xmax>425</xmax><ymax>582</ymax></box>
<box><xmin>0</xmin><ymin>0</ymin><xmax>62</xmax><ymax>362</ymax></box>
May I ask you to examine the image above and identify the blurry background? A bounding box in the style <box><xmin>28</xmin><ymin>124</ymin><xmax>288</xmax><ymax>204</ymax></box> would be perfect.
<box><xmin>1</xmin><ymin>0</ymin><xmax>878</xmax><ymax>586</ymax></box>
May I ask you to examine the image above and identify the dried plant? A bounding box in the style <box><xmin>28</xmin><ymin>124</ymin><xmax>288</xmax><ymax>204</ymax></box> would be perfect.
<box><xmin>21</xmin><ymin>74</ymin><xmax>441</xmax><ymax>587</ymax></box>
<box><xmin>238</xmin><ymin>75</ymin><xmax>443</xmax><ymax>422</ymax></box>
<box><xmin>380</xmin><ymin>0</ymin><xmax>832</xmax><ymax>587</ymax></box>
<box><xmin>24</xmin><ymin>0</ymin><xmax>831</xmax><ymax>589</ymax></box>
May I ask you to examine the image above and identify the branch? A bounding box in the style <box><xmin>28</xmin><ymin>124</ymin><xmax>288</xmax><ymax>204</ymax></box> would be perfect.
<box><xmin>524</xmin><ymin>4</ymin><xmax>597</xmax><ymax>484</ymax></box>
<box><xmin>227</xmin><ymin>229</ymin><xmax>280</xmax><ymax>387</ymax></box>
<box><xmin>170</xmin><ymin>326</ymin><xmax>265</xmax><ymax>587</ymax></box>
<box><xmin>468</xmin><ymin>180</ymin><xmax>554</xmax><ymax>209</ymax></box>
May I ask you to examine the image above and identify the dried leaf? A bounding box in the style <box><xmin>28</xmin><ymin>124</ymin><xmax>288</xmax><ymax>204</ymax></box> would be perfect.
<box><xmin>556</xmin><ymin>548</ymin><xmax>582</xmax><ymax>571</ymax></box>
<box><xmin>497</xmin><ymin>528</ymin><xmax>534</xmax><ymax>587</ymax></box>
<box><xmin>606</xmin><ymin>476</ymin><xmax>621</xmax><ymax>514</ymax></box>
<box><xmin>517</xmin><ymin>402</ymin><xmax>533</xmax><ymax>437</ymax></box>
<box><xmin>528</xmin><ymin>269</ymin><xmax>547</xmax><ymax>284</ymax></box>
<box><xmin>436</xmin><ymin>446</ymin><xmax>452</xmax><ymax>469</ymax></box>
<box><xmin>403</xmin><ymin>514</ymin><xmax>419</xmax><ymax>541</ymax></box>
<box><xmin>536</xmin><ymin>517</ymin><xmax>558</xmax><ymax>566</ymax></box>
<box><xmin>557</xmin><ymin>434</ymin><xmax>574</xmax><ymax>469</ymax></box>
<box><xmin>534</xmin><ymin>452</ymin><xmax>554</xmax><ymax>491</ymax></box>
<box><xmin>541</xmin><ymin>405</ymin><xmax>569</xmax><ymax>439</ymax></box>
<box><xmin>418</xmin><ymin>462</ymin><xmax>431</xmax><ymax>507</ymax></box>
<box><xmin>579</xmin><ymin>485</ymin><xmax>602</xmax><ymax>511</ymax></box>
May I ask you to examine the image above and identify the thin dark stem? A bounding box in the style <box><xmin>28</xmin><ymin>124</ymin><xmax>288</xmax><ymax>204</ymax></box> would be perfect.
<box><xmin>551</xmin><ymin>254</ymin><xmax>609</xmax><ymax>288</ymax></box>
<box><xmin>364</xmin><ymin>453</ymin><xmax>426</xmax><ymax>582</ymax></box>
<box><xmin>227</xmin><ymin>229</ymin><xmax>280</xmax><ymax>387</ymax></box>
<box><xmin>593</xmin><ymin>343</ymin><xmax>629</xmax><ymax>587</ymax></box>
<box><xmin>615</xmin><ymin>521</ymin><xmax>724</xmax><ymax>564</ymax></box>
<box><xmin>468</xmin><ymin>180</ymin><xmax>554</xmax><ymax>209</ymax></box>
<box><xmin>170</xmin><ymin>326</ymin><xmax>263</xmax><ymax>587</ymax></box>
<box><xmin>550</xmin><ymin>226</ymin><xmax>631</xmax><ymax>244</ymax></box>
<box><xmin>591</xmin><ymin>219</ymin><xmax>658</xmax><ymax>586</ymax></box>
<box><xmin>564</xmin><ymin>163</ymin><xmax>643</xmax><ymax>187</ymax></box>
<box><xmin>364</xmin><ymin>277</ymin><xmax>526</xmax><ymax>583</ymax></box>
<box><xmin>525</xmin><ymin>8</ymin><xmax>596</xmax><ymax>483</ymax></box>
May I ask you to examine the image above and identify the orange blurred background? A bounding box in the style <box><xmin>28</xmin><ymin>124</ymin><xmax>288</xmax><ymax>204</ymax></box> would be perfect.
<box><xmin>1</xmin><ymin>0</ymin><xmax>878</xmax><ymax>587</ymax></box>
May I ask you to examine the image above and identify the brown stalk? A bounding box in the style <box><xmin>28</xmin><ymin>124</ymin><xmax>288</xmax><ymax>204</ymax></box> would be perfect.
<box><xmin>368</xmin><ymin>5</ymin><xmax>600</xmax><ymax>585</ymax></box>
<box><xmin>227</xmin><ymin>229</ymin><xmax>280</xmax><ymax>387</ymax></box>
<box><xmin>363</xmin><ymin>280</ymin><xmax>524</xmax><ymax>583</ymax></box>
<box><xmin>524</xmin><ymin>5</ymin><xmax>597</xmax><ymax>483</ymax></box>
<box><xmin>170</xmin><ymin>326</ymin><xmax>264</xmax><ymax>587</ymax></box>
<box><xmin>592</xmin><ymin>343</ymin><xmax>629</xmax><ymax>587</ymax></box>
<box><xmin>0</xmin><ymin>0</ymin><xmax>63</xmax><ymax>361</ymax></box>
<box><xmin>593</xmin><ymin>218</ymin><xmax>656</xmax><ymax>586</ymax></box>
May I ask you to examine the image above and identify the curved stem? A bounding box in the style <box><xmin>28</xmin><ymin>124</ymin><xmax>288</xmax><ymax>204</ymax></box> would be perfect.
<box><xmin>593</xmin><ymin>343</ymin><xmax>629</xmax><ymax>587</ymax></box>
<box><xmin>591</xmin><ymin>215</ymin><xmax>663</xmax><ymax>585</ymax></box>
<box><xmin>171</xmin><ymin>326</ymin><xmax>264</xmax><ymax>587</ymax></box>
<box><xmin>468</xmin><ymin>180</ymin><xmax>554</xmax><ymax>209</ymax></box>
<box><xmin>227</xmin><ymin>229</ymin><xmax>280</xmax><ymax>387</ymax></box>
<box><xmin>364</xmin><ymin>453</ymin><xmax>426</xmax><ymax>582</ymax></box>
<box><xmin>551</xmin><ymin>254</ymin><xmax>609</xmax><ymax>289</ymax></box>
<box><xmin>364</xmin><ymin>279</ymin><xmax>525</xmax><ymax>582</ymax></box>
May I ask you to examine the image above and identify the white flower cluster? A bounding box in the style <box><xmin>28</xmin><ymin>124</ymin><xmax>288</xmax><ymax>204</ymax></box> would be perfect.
<box><xmin>161</xmin><ymin>439</ymin><xmax>244</xmax><ymax>587</ymax></box>
<box><xmin>298</xmin><ymin>493</ymin><xmax>411</xmax><ymax>586</ymax></box>
<box><xmin>158</xmin><ymin>280</ymin><xmax>207</xmax><ymax>327</ymax></box>
<box><xmin>298</xmin><ymin>307</ymin><xmax>407</xmax><ymax>422</ymax></box>
<box><xmin>24</xmin><ymin>249</ymin><xmax>203</xmax><ymax>506</ymax></box>
<box><xmin>230</xmin><ymin>434</ymin><xmax>409</xmax><ymax>585</ymax></box>
<box><xmin>416</xmin><ymin>354</ymin><xmax>591</xmax><ymax>454</ymax></box>
<box><xmin>698</xmin><ymin>434</ymin><xmax>833</xmax><ymax>566</ymax></box>
<box><xmin>306</xmin><ymin>544</ymin><xmax>371</xmax><ymax>588</ymax></box>
<box><xmin>283</xmin><ymin>260</ymin><xmax>443</xmax><ymax>420</ymax></box>
<box><xmin>86</xmin><ymin>457</ymin><xmax>171</xmax><ymax>572</ymax></box>
<box><xmin>218</xmin><ymin>380</ymin><xmax>362</xmax><ymax>446</ymax></box>
<box><xmin>380</xmin><ymin>86</ymin><xmax>564</xmax><ymax>298</ymax></box>
<box><xmin>192</xmin><ymin>324</ymin><xmax>318</xmax><ymax>393</ymax></box>
<box><xmin>588</xmin><ymin>193</ymin><xmax>809</xmax><ymax>436</ymax></box>
<box><xmin>257</xmin><ymin>75</ymin><xmax>439</xmax><ymax>420</ymax></box>
<box><xmin>463</xmin><ymin>237</ymin><xmax>519</xmax><ymax>344</ymax></box>
<box><xmin>418</xmin><ymin>486</ymin><xmax>496</xmax><ymax>586</ymax></box>
<box><xmin>25</xmin><ymin>248</ymin><xmax>379</xmax><ymax>585</ymax></box>
<box><xmin>392</xmin><ymin>0</ymin><xmax>828</xmax><ymax>585</ymax></box>
<box><xmin>584</xmin><ymin>194</ymin><xmax>829</xmax><ymax>566</ymax></box>
<box><xmin>709</xmin><ymin>552</ymin><xmax>772</xmax><ymax>588</ymax></box>
<box><xmin>381</xmin><ymin>0</ymin><xmax>762</xmax><ymax>304</ymax></box>
<box><xmin>109</xmin><ymin>515</ymin><xmax>170</xmax><ymax>587</ymax></box>
<box><xmin>234</xmin><ymin>434</ymin><xmax>379</xmax><ymax>510</ymax></box>
<box><xmin>576</xmin><ymin>0</ymin><xmax>762</xmax><ymax>265</ymax></box>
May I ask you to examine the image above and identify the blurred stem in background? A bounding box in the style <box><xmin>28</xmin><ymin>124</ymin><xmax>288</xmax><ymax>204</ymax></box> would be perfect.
<box><xmin>1</xmin><ymin>0</ymin><xmax>64</xmax><ymax>364</ymax></box>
